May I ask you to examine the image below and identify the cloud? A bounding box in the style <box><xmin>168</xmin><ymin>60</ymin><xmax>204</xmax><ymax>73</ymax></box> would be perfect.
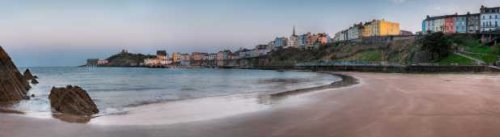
<box><xmin>390</xmin><ymin>0</ymin><xmax>419</xmax><ymax>4</ymax></box>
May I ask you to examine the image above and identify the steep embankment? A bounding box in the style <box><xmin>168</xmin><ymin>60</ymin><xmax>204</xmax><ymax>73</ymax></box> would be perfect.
<box><xmin>262</xmin><ymin>33</ymin><xmax>498</xmax><ymax>67</ymax></box>
<box><xmin>262</xmin><ymin>37</ymin><xmax>420</xmax><ymax>67</ymax></box>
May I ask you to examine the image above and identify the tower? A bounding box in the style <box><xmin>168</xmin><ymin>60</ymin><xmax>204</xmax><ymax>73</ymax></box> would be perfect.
<box><xmin>292</xmin><ymin>26</ymin><xmax>296</xmax><ymax>36</ymax></box>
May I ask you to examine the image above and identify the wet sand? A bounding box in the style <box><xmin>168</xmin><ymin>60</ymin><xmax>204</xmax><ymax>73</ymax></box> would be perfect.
<box><xmin>2</xmin><ymin>72</ymin><xmax>500</xmax><ymax>137</ymax></box>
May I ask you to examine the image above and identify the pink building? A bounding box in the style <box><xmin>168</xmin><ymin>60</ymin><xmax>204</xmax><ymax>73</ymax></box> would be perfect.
<box><xmin>444</xmin><ymin>15</ymin><xmax>456</xmax><ymax>34</ymax></box>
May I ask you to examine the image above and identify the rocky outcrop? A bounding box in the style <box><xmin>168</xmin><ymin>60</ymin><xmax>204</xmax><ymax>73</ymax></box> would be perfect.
<box><xmin>23</xmin><ymin>69</ymin><xmax>34</xmax><ymax>80</ymax></box>
<box><xmin>0</xmin><ymin>46</ymin><xmax>30</xmax><ymax>102</ymax></box>
<box><xmin>49</xmin><ymin>85</ymin><xmax>99</xmax><ymax>115</ymax></box>
<box><xmin>31</xmin><ymin>79</ymin><xmax>39</xmax><ymax>84</ymax></box>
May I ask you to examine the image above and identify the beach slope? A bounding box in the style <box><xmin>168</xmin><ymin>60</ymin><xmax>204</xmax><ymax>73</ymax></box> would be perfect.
<box><xmin>1</xmin><ymin>72</ymin><xmax>500</xmax><ymax>137</ymax></box>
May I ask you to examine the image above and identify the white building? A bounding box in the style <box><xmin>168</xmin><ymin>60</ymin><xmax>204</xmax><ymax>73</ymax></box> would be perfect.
<box><xmin>480</xmin><ymin>6</ymin><xmax>500</xmax><ymax>32</ymax></box>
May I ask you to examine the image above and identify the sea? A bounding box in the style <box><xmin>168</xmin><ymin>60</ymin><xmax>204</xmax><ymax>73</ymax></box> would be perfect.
<box><xmin>13</xmin><ymin>67</ymin><xmax>340</xmax><ymax>115</ymax></box>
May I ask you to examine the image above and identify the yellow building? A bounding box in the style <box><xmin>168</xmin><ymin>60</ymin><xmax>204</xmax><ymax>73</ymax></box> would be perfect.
<box><xmin>172</xmin><ymin>52</ymin><xmax>180</xmax><ymax>63</ymax></box>
<box><xmin>362</xmin><ymin>22</ymin><xmax>374</xmax><ymax>37</ymax></box>
<box><xmin>362</xmin><ymin>19</ymin><xmax>400</xmax><ymax>37</ymax></box>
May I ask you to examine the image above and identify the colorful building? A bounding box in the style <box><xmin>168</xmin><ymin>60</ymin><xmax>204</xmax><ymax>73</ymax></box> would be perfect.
<box><xmin>362</xmin><ymin>22</ymin><xmax>374</xmax><ymax>37</ymax></box>
<box><xmin>298</xmin><ymin>33</ymin><xmax>310</xmax><ymax>49</ymax></box>
<box><xmin>444</xmin><ymin>15</ymin><xmax>456</xmax><ymax>34</ymax></box>
<box><xmin>335</xmin><ymin>19</ymin><xmax>400</xmax><ymax>42</ymax></box>
<box><xmin>480</xmin><ymin>6</ymin><xmax>500</xmax><ymax>32</ymax></box>
<box><xmin>360</xmin><ymin>19</ymin><xmax>400</xmax><ymax>37</ymax></box>
<box><xmin>455</xmin><ymin>15</ymin><xmax>467</xmax><ymax>33</ymax></box>
<box><xmin>274</xmin><ymin>37</ymin><xmax>288</xmax><ymax>48</ymax></box>
<box><xmin>376</xmin><ymin>19</ymin><xmax>400</xmax><ymax>36</ymax></box>
<box><xmin>171</xmin><ymin>52</ymin><xmax>180</xmax><ymax>63</ymax></box>
<box><xmin>467</xmin><ymin>13</ymin><xmax>481</xmax><ymax>33</ymax></box>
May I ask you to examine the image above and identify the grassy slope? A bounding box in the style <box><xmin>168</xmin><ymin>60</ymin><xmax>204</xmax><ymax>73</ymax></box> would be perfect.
<box><xmin>453</xmin><ymin>35</ymin><xmax>499</xmax><ymax>64</ymax></box>
<box><xmin>339</xmin><ymin>50</ymin><xmax>382</xmax><ymax>62</ymax></box>
<box><xmin>438</xmin><ymin>54</ymin><xmax>475</xmax><ymax>65</ymax></box>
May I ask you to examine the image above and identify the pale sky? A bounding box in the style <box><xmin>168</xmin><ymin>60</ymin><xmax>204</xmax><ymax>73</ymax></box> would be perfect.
<box><xmin>0</xmin><ymin>0</ymin><xmax>497</xmax><ymax>67</ymax></box>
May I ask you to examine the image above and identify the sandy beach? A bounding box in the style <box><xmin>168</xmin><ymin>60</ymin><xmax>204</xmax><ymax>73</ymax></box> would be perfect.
<box><xmin>2</xmin><ymin>72</ymin><xmax>500</xmax><ymax>137</ymax></box>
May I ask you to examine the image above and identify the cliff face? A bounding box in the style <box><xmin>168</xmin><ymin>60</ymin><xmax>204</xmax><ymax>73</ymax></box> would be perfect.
<box><xmin>0</xmin><ymin>46</ymin><xmax>30</xmax><ymax>102</ymax></box>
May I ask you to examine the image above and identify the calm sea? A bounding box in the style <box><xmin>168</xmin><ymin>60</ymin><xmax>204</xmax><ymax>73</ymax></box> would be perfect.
<box><xmin>13</xmin><ymin>67</ymin><xmax>340</xmax><ymax>115</ymax></box>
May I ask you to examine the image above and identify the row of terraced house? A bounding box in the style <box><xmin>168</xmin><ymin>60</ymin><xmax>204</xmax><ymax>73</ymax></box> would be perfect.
<box><xmin>422</xmin><ymin>5</ymin><xmax>500</xmax><ymax>34</ymax></box>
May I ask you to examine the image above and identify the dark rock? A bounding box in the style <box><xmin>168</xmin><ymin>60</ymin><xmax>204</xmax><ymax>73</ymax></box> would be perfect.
<box><xmin>23</xmin><ymin>69</ymin><xmax>34</xmax><ymax>80</ymax></box>
<box><xmin>31</xmin><ymin>94</ymin><xmax>35</xmax><ymax>97</ymax></box>
<box><xmin>0</xmin><ymin>46</ymin><xmax>30</xmax><ymax>102</ymax></box>
<box><xmin>31</xmin><ymin>79</ymin><xmax>39</xmax><ymax>84</ymax></box>
<box><xmin>49</xmin><ymin>85</ymin><xmax>99</xmax><ymax>115</ymax></box>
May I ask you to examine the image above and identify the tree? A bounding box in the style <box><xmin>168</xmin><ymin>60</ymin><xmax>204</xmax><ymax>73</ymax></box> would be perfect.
<box><xmin>421</xmin><ymin>32</ymin><xmax>452</xmax><ymax>62</ymax></box>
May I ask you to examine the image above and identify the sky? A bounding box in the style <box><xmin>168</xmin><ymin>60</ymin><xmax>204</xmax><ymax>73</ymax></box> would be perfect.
<box><xmin>0</xmin><ymin>0</ymin><xmax>497</xmax><ymax>67</ymax></box>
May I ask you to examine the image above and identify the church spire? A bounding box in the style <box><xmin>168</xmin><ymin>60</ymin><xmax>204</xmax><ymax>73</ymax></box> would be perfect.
<box><xmin>292</xmin><ymin>26</ymin><xmax>296</xmax><ymax>36</ymax></box>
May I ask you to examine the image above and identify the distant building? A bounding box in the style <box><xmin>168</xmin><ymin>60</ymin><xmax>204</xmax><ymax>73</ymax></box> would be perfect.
<box><xmin>455</xmin><ymin>14</ymin><xmax>468</xmax><ymax>33</ymax></box>
<box><xmin>423</xmin><ymin>16</ymin><xmax>445</xmax><ymax>33</ymax></box>
<box><xmin>288</xmin><ymin>26</ymin><xmax>300</xmax><ymax>48</ymax></box>
<box><xmin>298</xmin><ymin>33</ymin><xmax>310</xmax><ymax>49</ymax></box>
<box><xmin>216</xmin><ymin>51</ymin><xmax>224</xmax><ymax>61</ymax></box>
<box><xmin>172</xmin><ymin>52</ymin><xmax>180</xmax><ymax>63</ymax></box>
<box><xmin>191</xmin><ymin>52</ymin><xmax>207</xmax><ymax>62</ymax></box>
<box><xmin>157</xmin><ymin>50</ymin><xmax>167</xmax><ymax>60</ymax></box>
<box><xmin>86</xmin><ymin>59</ymin><xmax>99</xmax><ymax>66</ymax></box>
<box><xmin>179</xmin><ymin>53</ymin><xmax>191</xmax><ymax>66</ymax></box>
<box><xmin>317</xmin><ymin>33</ymin><xmax>329</xmax><ymax>46</ymax></box>
<box><xmin>362</xmin><ymin>22</ymin><xmax>374</xmax><ymax>37</ymax></box>
<box><xmin>97</xmin><ymin>59</ymin><xmax>108</xmax><ymax>65</ymax></box>
<box><xmin>144</xmin><ymin>50</ymin><xmax>171</xmax><ymax>67</ymax></box>
<box><xmin>467</xmin><ymin>13</ymin><xmax>481</xmax><ymax>33</ymax></box>
<box><xmin>306</xmin><ymin>34</ymin><xmax>319</xmax><ymax>48</ymax></box>
<box><xmin>400</xmin><ymin>30</ymin><xmax>413</xmax><ymax>36</ymax></box>
<box><xmin>347</xmin><ymin>23</ymin><xmax>363</xmax><ymax>40</ymax></box>
<box><xmin>444</xmin><ymin>15</ymin><xmax>456</xmax><ymax>34</ymax></box>
<box><xmin>423</xmin><ymin>6</ymin><xmax>500</xmax><ymax>34</ymax></box>
<box><xmin>480</xmin><ymin>5</ymin><xmax>500</xmax><ymax>32</ymax></box>
<box><xmin>255</xmin><ymin>44</ymin><xmax>271</xmax><ymax>56</ymax></box>
<box><xmin>274</xmin><ymin>37</ymin><xmax>288</xmax><ymax>48</ymax></box>
<box><xmin>373</xmin><ymin>19</ymin><xmax>400</xmax><ymax>36</ymax></box>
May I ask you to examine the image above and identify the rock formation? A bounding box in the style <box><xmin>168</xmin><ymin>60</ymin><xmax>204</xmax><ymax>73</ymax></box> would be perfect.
<box><xmin>49</xmin><ymin>85</ymin><xmax>99</xmax><ymax>115</ymax></box>
<box><xmin>0</xmin><ymin>46</ymin><xmax>30</xmax><ymax>102</ymax></box>
<box><xmin>23</xmin><ymin>69</ymin><xmax>34</xmax><ymax>80</ymax></box>
<box><xmin>31</xmin><ymin>78</ymin><xmax>39</xmax><ymax>84</ymax></box>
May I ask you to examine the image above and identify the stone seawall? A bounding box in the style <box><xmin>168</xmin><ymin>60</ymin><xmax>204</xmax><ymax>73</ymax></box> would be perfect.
<box><xmin>250</xmin><ymin>65</ymin><xmax>495</xmax><ymax>73</ymax></box>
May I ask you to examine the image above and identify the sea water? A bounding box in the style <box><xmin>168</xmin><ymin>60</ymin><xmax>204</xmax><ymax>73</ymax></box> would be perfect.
<box><xmin>13</xmin><ymin>67</ymin><xmax>340</xmax><ymax>115</ymax></box>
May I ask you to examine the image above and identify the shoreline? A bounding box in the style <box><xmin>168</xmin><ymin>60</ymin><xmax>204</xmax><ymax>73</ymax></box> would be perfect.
<box><xmin>0</xmin><ymin>70</ymin><xmax>354</xmax><ymax>124</ymax></box>
<box><xmin>270</xmin><ymin>72</ymin><xmax>358</xmax><ymax>97</ymax></box>
<box><xmin>2</xmin><ymin>72</ymin><xmax>500</xmax><ymax>137</ymax></box>
<box><xmin>89</xmin><ymin>71</ymin><xmax>356</xmax><ymax>125</ymax></box>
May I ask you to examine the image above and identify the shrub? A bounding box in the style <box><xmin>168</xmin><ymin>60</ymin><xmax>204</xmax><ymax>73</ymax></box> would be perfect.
<box><xmin>421</xmin><ymin>32</ymin><xmax>452</xmax><ymax>62</ymax></box>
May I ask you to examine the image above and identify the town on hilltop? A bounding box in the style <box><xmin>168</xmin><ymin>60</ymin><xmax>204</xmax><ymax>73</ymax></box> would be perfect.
<box><xmin>87</xmin><ymin>5</ymin><xmax>500</xmax><ymax>71</ymax></box>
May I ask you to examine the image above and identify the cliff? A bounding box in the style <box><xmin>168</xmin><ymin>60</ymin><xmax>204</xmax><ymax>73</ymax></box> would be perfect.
<box><xmin>0</xmin><ymin>46</ymin><xmax>30</xmax><ymax>102</ymax></box>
